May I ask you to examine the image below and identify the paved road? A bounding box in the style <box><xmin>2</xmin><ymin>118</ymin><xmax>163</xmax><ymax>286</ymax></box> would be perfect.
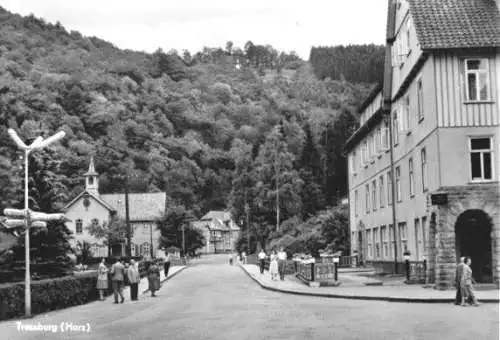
<box><xmin>0</xmin><ymin>255</ymin><xmax>498</xmax><ymax>340</ymax></box>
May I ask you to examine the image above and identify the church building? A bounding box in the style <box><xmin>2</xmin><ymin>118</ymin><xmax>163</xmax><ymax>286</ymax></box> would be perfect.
<box><xmin>63</xmin><ymin>157</ymin><xmax>166</xmax><ymax>258</ymax></box>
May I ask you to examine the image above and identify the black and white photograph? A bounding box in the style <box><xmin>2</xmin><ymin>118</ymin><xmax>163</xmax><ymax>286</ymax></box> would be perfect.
<box><xmin>0</xmin><ymin>0</ymin><xmax>498</xmax><ymax>339</ymax></box>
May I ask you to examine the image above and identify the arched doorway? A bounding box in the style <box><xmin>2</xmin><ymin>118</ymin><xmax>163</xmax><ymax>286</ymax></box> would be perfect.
<box><xmin>454</xmin><ymin>209</ymin><xmax>493</xmax><ymax>283</ymax></box>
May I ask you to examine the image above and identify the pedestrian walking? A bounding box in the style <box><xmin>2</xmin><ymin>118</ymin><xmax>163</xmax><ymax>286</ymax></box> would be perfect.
<box><xmin>455</xmin><ymin>256</ymin><xmax>465</xmax><ymax>305</ymax></box>
<box><xmin>127</xmin><ymin>259</ymin><xmax>140</xmax><ymax>301</ymax></box>
<box><xmin>242</xmin><ymin>251</ymin><xmax>247</xmax><ymax>265</ymax></box>
<box><xmin>258</xmin><ymin>249</ymin><xmax>267</xmax><ymax>274</ymax></box>
<box><xmin>147</xmin><ymin>261</ymin><xmax>161</xmax><ymax>297</ymax></box>
<box><xmin>110</xmin><ymin>258</ymin><xmax>125</xmax><ymax>304</ymax></box>
<box><xmin>228</xmin><ymin>253</ymin><xmax>233</xmax><ymax>266</ymax></box>
<box><xmin>96</xmin><ymin>258</ymin><xmax>108</xmax><ymax>301</ymax></box>
<box><xmin>461</xmin><ymin>257</ymin><xmax>480</xmax><ymax>307</ymax></box>
<box><xmin>164</xmin><ymin>251</ymin><xmax>172</xmax><ymax>277</ymax></box>
<box><xmin>277</xmin><ymin>247</ymin><xmax>287</xmax><ymax>281</ymax></box>
<box><xmin>269</xmin><ymin>250</ymin><xmax>279</xmax><ymax>280</ymax></box>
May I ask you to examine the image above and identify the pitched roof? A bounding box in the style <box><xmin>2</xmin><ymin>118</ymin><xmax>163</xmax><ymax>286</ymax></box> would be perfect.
<box><xmin>100</xmin><ymin>192</ymin><xmax>166</xmax><ymax>221</ymax></box>
<box><xmin>63</xmin><ymin>190</ymin><xmax>115</xmax><ymax>212</ymax></box>
<box><xmin>408</xmin><ymin>0</ymin><xmax>500</xmax><ymax>49</ymax></box>
<box><xmin>201</xmin><ymin>211</ymin><xmax>233</xmax><ymax>222</ymax></box>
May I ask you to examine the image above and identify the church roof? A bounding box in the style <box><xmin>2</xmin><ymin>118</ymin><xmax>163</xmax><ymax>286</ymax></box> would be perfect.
<box><xmin>63</xmin><ymin>190</ymin><xmax>115</xmax><ymax>212</ymax></box>
<box><xmin>100</xmin><ymin>192</ymin><xmax>166</xmax><ymax>221</ymax></box>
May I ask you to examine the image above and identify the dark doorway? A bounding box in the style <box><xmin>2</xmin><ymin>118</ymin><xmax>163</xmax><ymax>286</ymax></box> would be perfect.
<box><xmin>455</xmin><ymin>209</ymin><xmax>492</xmax><ymax>283</ymax></box>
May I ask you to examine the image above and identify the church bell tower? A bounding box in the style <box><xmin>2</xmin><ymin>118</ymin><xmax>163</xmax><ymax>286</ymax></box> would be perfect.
<box><xmin>84</xmin><ymin>156</ymin><xmax>99</xmax><ymax>195</ymax></box>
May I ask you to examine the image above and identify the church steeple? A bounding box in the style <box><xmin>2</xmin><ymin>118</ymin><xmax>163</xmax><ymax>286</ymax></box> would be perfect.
<box><xmin>84</xmin><ymin>156</ymin><xmax>99</xmax><ymax>195</ymax></box>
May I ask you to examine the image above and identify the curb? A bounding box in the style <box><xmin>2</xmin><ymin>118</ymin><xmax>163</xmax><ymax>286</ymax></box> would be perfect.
<box><xmin>141</xmin><ymin>266</ymin><xmax>188</xmax><ymax>295</ymax></box>
<box><xmin>239</xmin><ymin>264</ymin><xmax>499</xmax><ymax>304</ymax></box>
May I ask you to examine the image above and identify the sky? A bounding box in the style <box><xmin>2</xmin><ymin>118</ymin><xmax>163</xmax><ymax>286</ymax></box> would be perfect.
<box><xmin>0</xmin><ymin>0</ymin><xmax>387</xmax><ymax>60</ymax></box>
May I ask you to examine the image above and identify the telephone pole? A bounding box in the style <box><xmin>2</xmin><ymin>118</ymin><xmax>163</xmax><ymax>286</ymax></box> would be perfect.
<box><xmin>124</xmin><ymin>175</ymin><xmax>131</xmax><ymax>258</ymax></box>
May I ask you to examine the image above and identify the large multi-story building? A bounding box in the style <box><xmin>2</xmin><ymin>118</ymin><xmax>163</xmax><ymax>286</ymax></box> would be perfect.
<box><xmin>345</xmin><ymin>0</ymin><xmax>499</xmax><ymax>289</ymax></box>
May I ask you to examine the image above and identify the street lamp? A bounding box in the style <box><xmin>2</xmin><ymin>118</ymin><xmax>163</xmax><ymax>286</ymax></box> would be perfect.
<box><xmin>4</xmin><ymin>128</ymin><xmax>66</xmax><ymax>317</ymax></box>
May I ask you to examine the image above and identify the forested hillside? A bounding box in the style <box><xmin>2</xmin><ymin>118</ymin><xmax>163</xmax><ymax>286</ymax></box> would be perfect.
<box><xmin>0</xmin><ymin>7</ymin><xmax>380</xmax><ymax>256</ymax></box>
<box><xmin>309</xmin><ymin>45</ymin><xmax>385</xmax><ymax>83</ymax></box>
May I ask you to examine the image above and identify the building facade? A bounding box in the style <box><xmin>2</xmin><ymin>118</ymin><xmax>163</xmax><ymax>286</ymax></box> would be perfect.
<box><xmin>64</xmin><ymin>158</ymin><xmax>166</xmax><ymax>259</ymax></box>
<box><xmin>345</xmin><ymin>0</ymin><xmax>500</xmax><ymax>289</ymax></box>
<box><xmin>193</xmin><ymin>211</ymin><xmax>240</xmax><ymax>254</ymax></box>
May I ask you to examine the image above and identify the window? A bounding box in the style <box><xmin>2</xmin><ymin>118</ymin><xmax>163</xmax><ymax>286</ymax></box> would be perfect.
<box><xmin>376</xmin><ymin>126</ymin><xmax>382</xmax><ymax>153</ymax></box>
<box><xmin>91</xmin><ymin>243</ymin><xmax>99</xmax><ymax>257</ymax></box>
<box><xmin>141</xmin><ymin>242</ymin><xmax>151</xmax><ymax>257</ymax></box>
<box><xmin>421</xmin><ymin>217</ymin><xmax>427</xmax><ymax>258</ymax></box>
<box><xmin>389</xmin><ymin>224</ymin><xmax>395</xmax><ymax>258</ymax></box>
<box><xmin>421</xmin><ymin>148</ymin><xmax>428</xmax><ymax>191</ymax></box>
<box><xmin>393</xmin><ymin>111</ymin><xmax>399</xmax><ymax>145</ymax></box>
<box><xmin>363</xmin><ymin>140</ymin><xmax>369</xmax><ymax>165</ymax></box>
<box><xmin>381</xmin><ymin>226</ymin><xmax>388</xmax><ymax>258</ymax></box>
<box><xmin>76</xmin><ymin>219</ymin><xmax>83</xmax><ymax>234</ymax></box>
<box><xmin>398</xmin><ymin>222</ymin><xmax>408</xmax><ymax>256</ymax></box>
<box><xmin>409</xmin><ymin>158</ymin><xmax>414</xmax><ymax>197</ymax></box>
<box><xmin>396</xmin><ymin>166</ymin><xmax>402</xmax><ymax>202</ymax></box>
<box><xmin>371</xmin><ymin>134</ymin><xmax>376</xmax><ymax>160</ymax></box>
<box><xmin>131</xmin><ymin>243</ymin><xmax>137</xmax><ymax>257</ymax></box>
<box><xmin>365</xmin><ymin>184</ymin><xmax>370</xmax><ymax>213</ymax></box>
<box><xmin>406</xmin><ymin>23</ymin><xmax>411</xmax><ymax>55</ymax></box>
<box><xmin>373</xmin><ymin>227</ymin><xmax>380</xmax><ymax>259</ymax></box>
<box><xmin>88</xmin><ymin>176</ymin><xmax>94</xmax><ymax>185</ymax></box>
<box><xmin>372</xmin><ymin>180</ymin><xmax>377</xmax><ymax>211</ymax></box>
<box><xmin>417</xmin><ymin>79</ymin><xmax>424</xmax><ymax>121</ymax></box>
<box><xmin>143</xmin><ymin>224</ymin><xmax>149</xmax><ymax>234</ymax></box>
<box><xmin>404</xmin><ymin>95</ymin><xmax>411</xmax><ymax>133</ymax></box>
<box><xmin>354</xmin><ymin>190</ymin><xmax>359</xmax><ymax>217</ymax></box>
<box><xmin>382</xmin><ymin>121</ymin><xmax>389</xmax><ymax>150</ymax></box>
<box><xmin>414</xmin><ymin>218</ymin><xmax>421</xmax><ymax>260</ymax></box>
<box><xmin>352</xmin><ymin>151</ymin><xmax>357</xmax><ymax>174</ymax></box>
<box><xmin>387</xmin><ymin>171</ymin><xmax>393</xmax><ymax>205</ymax></box>
<box><xmin>470</xmin><ymin>137</ymin><xmax>493</xmax><ymax>181</ymax></box>
<box><xmin>465</xmin><ymin>59</ymin><xmax>489</xmax><ymax>101</ymax></box>
<box><xmin>379</xmin><ymin>176</ymin><xmax>385</xmax><ymax>208</ymax></box>
<box><xmin>367</xmin><ymin>229</ymin><xmax>373</xmax><ymax>259</ymax></box>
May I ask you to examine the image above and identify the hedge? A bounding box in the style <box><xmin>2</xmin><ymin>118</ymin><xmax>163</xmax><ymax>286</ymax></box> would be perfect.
<box><xmin>0</xmin><ymin>272</ymin><xmax>112</xmax><ymax>321</ymax></box>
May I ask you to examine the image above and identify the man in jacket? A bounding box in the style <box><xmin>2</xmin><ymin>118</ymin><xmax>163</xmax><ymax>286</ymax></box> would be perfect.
<box><xmin>461</xmin><ymin>257</ymin><xmax>480</xmax><ymax>306</ymax></box>
<box><xmin>164</xmin><ymin>251</ymin><xmax>172</xmax><ymax>277</ymax></box>
<box><xmin>258</xmin><ymin>249</ymin><xmax>267</xmax><ymax>274</ymax></box>
<box><xmin>454</xmin><ymin>256</ymin><xmax>465</xmax><ymax>305</ymax></box>
<box><xmin>277</xmin><ymin>248</ymin><xmax>287</xmax><ymax>281</ymax></box>
<box><xmin>127</xmin><ymin>259</ymin><xmax>140</xmax><ymax>301</ymax></box>
<box><xmin>110</xmin><ymin>258</ymin><xmax>125</xmax><ymax>304</ymax></box>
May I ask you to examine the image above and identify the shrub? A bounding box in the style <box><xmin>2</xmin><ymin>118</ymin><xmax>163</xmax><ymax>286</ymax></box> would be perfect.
<box><xmin>0</xmin><ymin>272</ymin><xmax>112</xmax><ymax>320</ymax></box>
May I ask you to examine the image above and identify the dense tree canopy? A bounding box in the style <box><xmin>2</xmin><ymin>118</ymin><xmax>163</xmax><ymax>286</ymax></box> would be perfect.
<box><xmin>0</xmin><ymin>7</ymin><xmax>376</xmax><ymax>259</ymax></box>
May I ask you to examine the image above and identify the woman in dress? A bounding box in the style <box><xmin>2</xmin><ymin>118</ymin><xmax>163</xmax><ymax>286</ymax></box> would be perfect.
<box><xmin>96</xmin><ymin>258</ymin><xmax>109</xmax><ymax>301</ymax></box>
<box><xmin>147</xmin><ymin>261</ymin><xmax>161</xmax><ymax>297</ymax></box>
<box><xmin>269</xmin><ymin>250</ymin><xmax>279</xmax><ymax>281</ymax></box>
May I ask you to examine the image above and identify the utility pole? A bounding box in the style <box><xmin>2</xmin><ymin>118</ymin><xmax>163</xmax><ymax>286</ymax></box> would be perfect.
<box><xmin>182</xmin><ymin>223</ymin><xmax>185</xmax><ymax>256</ymax></box>
<box><xmin>124</xmin><ymin>175</ymin><xmax>131</xmax><ymax>258</ymax></box>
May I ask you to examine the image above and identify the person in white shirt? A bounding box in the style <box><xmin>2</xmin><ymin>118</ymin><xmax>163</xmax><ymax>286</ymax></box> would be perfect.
<box><xmin>277</xmin><ymin>248</ymin><xmax>287</xmax><ymax>281</ymax></box>
<box><xmin>258</xmin><ymin>250</ymin><xmax>267</xmax><ymax>274</ymax></box>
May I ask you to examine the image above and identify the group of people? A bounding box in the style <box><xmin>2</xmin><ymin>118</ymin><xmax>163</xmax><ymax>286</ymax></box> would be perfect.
<box><xmin>96</xmin><ymin>257</ymin><xmax>164</xmax><ymax>303</ymax></box>
<box><xmin>259</xmin><ymin>248</ymin><xmax>287</xmax><ymax>281</ymax></box>
<box><xmin>455</xmin><ymin>256</ymin><xmax>480</xmax><ymax>307</ymax></box>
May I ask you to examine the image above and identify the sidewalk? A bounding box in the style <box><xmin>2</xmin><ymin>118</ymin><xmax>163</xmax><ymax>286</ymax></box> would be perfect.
<box><xmin>240</xmin><ymin>264</ymin><xmax>500</xmax><ymax>303</ymax></box>
<box><xmin>121</xmin><ymin>265</ymin><xmax>187</xmax><ymax>297</ymax></box>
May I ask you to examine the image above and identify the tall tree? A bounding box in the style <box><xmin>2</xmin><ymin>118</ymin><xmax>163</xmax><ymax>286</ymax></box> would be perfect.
<box><xmin>253</xmin><ymin>124</ymin><xmax>303</xmax><ymax>233</ymax></box>
<box><xmin>157</xmin><ymin>205</ymin><xmax>205</xmax><ymax>256</ymax></box>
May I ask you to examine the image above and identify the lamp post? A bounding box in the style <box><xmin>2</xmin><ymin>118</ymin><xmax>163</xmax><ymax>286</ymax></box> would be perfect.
<box><xmin>5</xmin><ymin>129</ymin><xmax>66</xmax><ymax>317</ymax></box>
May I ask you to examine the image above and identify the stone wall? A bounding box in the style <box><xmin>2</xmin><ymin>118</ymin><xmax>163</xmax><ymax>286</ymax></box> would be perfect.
<box><xmin>428</xmin><ymin>184</ymin><xmax>500</xmax><ymax>290</ymax></box>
